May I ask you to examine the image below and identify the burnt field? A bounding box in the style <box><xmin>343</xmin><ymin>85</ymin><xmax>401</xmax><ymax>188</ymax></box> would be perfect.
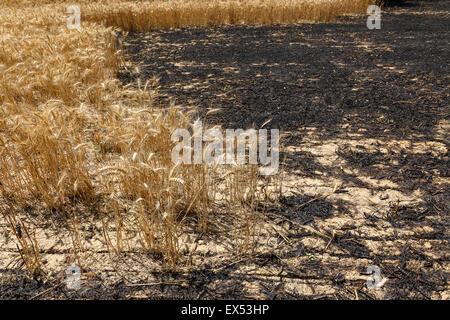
<box><xmin>117</xmin><ymin>0</ymin><xmax>449</xmax><ymax>299</ymax></box>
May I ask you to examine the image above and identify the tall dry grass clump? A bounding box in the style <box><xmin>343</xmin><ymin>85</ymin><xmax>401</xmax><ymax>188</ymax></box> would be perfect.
<box><xmin>1</xmin><ymin>0</ymin><xmax>373</xmax><ymax>273</ymax></box>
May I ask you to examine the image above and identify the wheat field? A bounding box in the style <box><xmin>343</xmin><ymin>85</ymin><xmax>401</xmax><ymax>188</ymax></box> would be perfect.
<box><xmin>0</xmin><ymin>0</ymin><xmax>374</xmax><ymax>275</ymax></box>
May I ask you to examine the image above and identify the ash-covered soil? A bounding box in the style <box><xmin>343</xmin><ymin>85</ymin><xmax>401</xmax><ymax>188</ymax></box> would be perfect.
<box><xmin>1</xmin><ymin>1</ymin><xmax>448</xmax><ymax>299</ymax></box>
